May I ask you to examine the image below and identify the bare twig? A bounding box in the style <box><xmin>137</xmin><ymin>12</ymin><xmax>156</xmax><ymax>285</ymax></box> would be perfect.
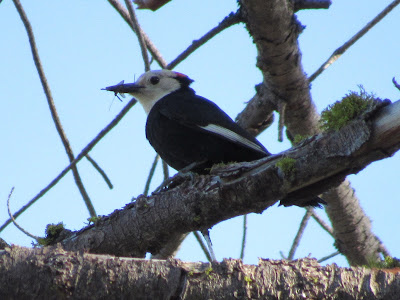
<box><xmin>240</xmin><ymin>214</ymin><xmax>248</xmax><ymax>260</ymax></box>
<box><xmin>108</xmin><ymin>0</ymin><xmax>168</xmax><ymax>68</ymax></box>
<box><xmin>193</xmin><ymin>231</ymin><xmax>212</xmax><ymax>262</ymax></box>
<box><xmin>288</xmin><ymin>209</ymin><xmax>312</xmax><ymax>260</ymax></box>
<box><xmin>317</xmin><ymin>251</ymin><xmax>340</xmax><ymax>263</ymax></box>
<box><xmin>143</xmin><ymin>154</ymin><xmax>159</xmax><ymax>196</ymax></box>
<box><xmin>0</xmin><ymin>98</ymin><xmax>138</xmax><ymax>233</ymax></box>
<box><xmin>162</xmin><ymin>160</ymin><xmax>169</xmax><ymax>182</ymax></box>
<box><xmin>6</xmin><ymin>188</ymin><xmax>40</xmax><ymax>241</ymax></box>
<box><xmin>393</xmin><ymin>77</ymin><xmax>400</xmax><ymax>91</ymax></box>
<box><xmin>134</xmin><ymin>0</ymin><xmax>171</xmax><ymax>11</ymax></box>
<box><xmin>293</xmin><ymin>0</ymin><xmax>331</xmax><ymax>12</ymax></box>
<box><xmin>124</xmin><ymin>0</ymin><xmax>150</xmax><ymax>71</ymax></box>
<box><xmin>167</xmin><ymin>11</ymin><xmax>242</xmax><ymax>69</ymax></box>
<box><xmin>13</xmin><ymin>0</ymin><xmax>96</xmax><ymax>217</ymax></box>
<box><xmin>310</xmin><ymin>209</ymin><xmax>333</xmax><ymax>236</ymax></box>
<box><xmin>85</xmin><ymin>155</ymin><xmax>113</xmax><ymax>189</ymax></box>
<box><xmin>309</xmin><ymin>0</ymin><xmax>400</xmax><ymax>82</ymax></box>
<box><xmin>378</xmin><ymin>243</ymin><xmax>391</xmax><ymax>258</ymax></box>
<box><xmin>278</xmin><ymin>101</ymin><xmax>286</xmax><ymax>142</ymax></box>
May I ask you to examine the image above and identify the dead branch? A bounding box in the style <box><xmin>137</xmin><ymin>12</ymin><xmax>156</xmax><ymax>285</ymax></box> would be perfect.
<box><xmin>85</xmin><ymin>155</ymin><xmax>113</xmax><ymax>189</ymax></box>
<box><xmin>124</xmin><ymin>0</ymin><xmax>151</xmax><ymax>71</ymax></box>
<box><xmin>238</xmin><ymin>0</ymin><xmax>392</xmax><ymax>266</ymax></box>
<box><xmin>0</xmin><ymin>98</ymin><xmax>138</xmax><ymax>233</ymax></box>
<box><xmin>293</xmin><ymin>0</ymin><xmax>331</xmax><ymax>11</ymax></box>
<box><xmin>309</xmin><ymin>0</ymin><xmax>400</xmax><ymax>82</ymax></box>
<box><xmin>12</xmin><ymin>0</ymin><xmax>96</xmax><ymax>217</ymax></box>
<box><xmin>6</xmin><ymin>188</ymin><xmax>40</xmax><ymax>241</ymax></box>
<box><xmin>287</xmin><ymin>209</ymin><xmax>312</xmax><ymax>260</ymax></box>
<box><xmin>108</xmin><ymin>0</ymin><xmax>168</xmax><ymax>68</ymax></box>
<box><xmin>57</xmin><ymin>99</ymin><xmax>400</xmax><ymax>258</ymax></box>
<box><xmin>167</xmin><ymin>11</ymin><xmax>242</xmax><ymax>69</ymax></box>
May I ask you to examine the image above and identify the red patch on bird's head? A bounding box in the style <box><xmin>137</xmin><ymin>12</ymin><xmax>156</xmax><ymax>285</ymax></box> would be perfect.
<box><xmin>173</xmin><ymin>71</ymin><xmax>194</xmax><ymax>87</ymax></box>
<box><xmin>174</xmin><ymin>72</ymin><xmax>188</xmax><ymax>78</ymax></box>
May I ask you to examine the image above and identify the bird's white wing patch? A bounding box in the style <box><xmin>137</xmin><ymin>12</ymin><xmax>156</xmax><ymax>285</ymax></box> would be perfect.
<box><xmin>199</xmin><ymin>124</ymin><xmax>266</xmax><ymax>153</ymax></box>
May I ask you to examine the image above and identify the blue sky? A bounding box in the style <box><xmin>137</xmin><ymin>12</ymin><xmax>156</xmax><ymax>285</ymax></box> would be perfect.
<box><xmin>0</xmin><ymin>0</ymin><xmax>399</xmax><ymax>266</ymax></box>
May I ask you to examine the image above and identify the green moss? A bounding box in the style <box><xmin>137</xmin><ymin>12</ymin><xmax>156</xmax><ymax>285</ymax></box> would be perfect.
<box><xmin>293</xmin><ymin>134</ymin><xmax>310</xmax><ymax>145</ymax></box>
<box><xmin>37</xmin><ymin>222</ymin><xmax>65</xmax><ymax>246</ymax></box>
<box><xmin>205</xmin><ymin>267</ymin><xmax>213</xmax><ymax>276</ymax></box>
<box><xmin>193</xmin><ymin>216</ymin><xmax>201</xmax><ymax>223</ymax></box>
<box><xmin>320</xmin><ymin>86</ymin><xmax>376</xmax><ymax>131</ymax></box>
<box><xmin>364</xmin><ymin>256</ymin><xmax>400</xmax><ymax>269</ymax></box>
<box><xmin>244</xmin><ymin>276</ymin><xmax>252</xmax><ymax>283</ymax></box>
<box><xmin>87</xmin><ymin>215</ymin><xmax>102</xmax><ymax>224</ymax></box>
<box><xmin>310</xmin><ymin>276</ymin><xmax>319</xmax><ymax>284</ymax></box>
<box><xmin>275</xmin><ymin>157</ymin><xmax>296</xmax><ymax>176</ymax></box>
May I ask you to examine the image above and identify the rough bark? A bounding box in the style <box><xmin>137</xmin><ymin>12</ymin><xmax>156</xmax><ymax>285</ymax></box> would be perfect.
<box><xmin>236</xmin><ymin>83</ymin><xmax>276</xmax><ymax>136</ymax></box>
<box><xmin>53</xmin><ymin>100</ymin><xmax>400</xmax><ymax>259</ymax></box>
<box><xmin>1</xmin><ymin>245</ymin><xmax>399</xmax><ymax>299</ymax></box>
<box><xmin>239</xmin><ymin>0</ymin><xmax>320</xmax><ymax>136</ymax></box>
<box><xmin>237</xmin><ymin>0</ymin><xmax>385</xmax><ymax>266</ymax></box>
<box><xmin>324</xmin><ymin>181</ymin><xmax>382</xmax><ymax>266</ymax></box>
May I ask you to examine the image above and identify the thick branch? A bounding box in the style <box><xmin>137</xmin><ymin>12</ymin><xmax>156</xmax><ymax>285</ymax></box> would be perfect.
<box><xmin>235</xmin><ymin>83</ymin><xmax>276</xmax><ymax>136</ymax></box>
<box><xmin>238</xmin><ymin>0</ymin><xmax>389</xmax><ymax>267</ymax></box>
<box><xmin>1</xmin><ymin>246</ymin><xmax>399</xmax><ymax>299</ymax></box>
<box><xmin>239</xmin><ymin>0</ymin><xmax>320</xmax><ymax>136</ymax></box>
<box><xmin>57</xmin><ymin>100</ymin><xmax>400</xmax><ymax>257</ymax></box>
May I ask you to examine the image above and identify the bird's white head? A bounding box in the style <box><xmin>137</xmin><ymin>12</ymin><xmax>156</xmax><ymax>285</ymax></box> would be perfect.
<box><xmin>108</xmin><ymin>70</ymin><xmax>194</xmax><ymax>114</ymax></box>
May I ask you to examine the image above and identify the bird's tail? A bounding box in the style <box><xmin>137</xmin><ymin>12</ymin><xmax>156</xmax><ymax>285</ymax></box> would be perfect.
<box><xmin>279</xmin><ymin>195</ymin><xmax>327</xmax><ymax>208</ymax></box>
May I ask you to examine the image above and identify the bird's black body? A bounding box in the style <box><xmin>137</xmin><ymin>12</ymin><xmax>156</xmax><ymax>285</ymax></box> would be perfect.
<box><xmin>103</xmin><ymin>70</ymin><xmax>325</xmax><ymax>208</ymax></box>
<box><xmin>145</xmin><ymin>87</ymin><xmax>270</xmax><ymax>173</ymax></box>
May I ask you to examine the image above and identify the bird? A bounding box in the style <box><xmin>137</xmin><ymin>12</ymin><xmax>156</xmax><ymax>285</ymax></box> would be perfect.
<box><xmin>105</xmin><ymin>70</ymin><xmax>270</xmax><ymax>173</ymax></box>
<box><xmin>103</xmin><ymin>69</ymin><xmax>325</xmax><ymax>260</ymax></box>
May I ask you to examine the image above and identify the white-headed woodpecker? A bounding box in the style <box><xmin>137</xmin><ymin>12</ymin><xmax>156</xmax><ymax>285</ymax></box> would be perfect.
<box><xmin>105</xmin><ymin>70</ymin><xmax>270</xmax><ymax>173</ymax></box>
<box><xmin>103</xmin><ymin>70</ymin><xmax>324</xmax><ymax>259</ymax></box>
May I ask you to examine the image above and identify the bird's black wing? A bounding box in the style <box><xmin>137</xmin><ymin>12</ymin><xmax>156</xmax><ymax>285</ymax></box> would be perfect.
<box><xmin>156</xmin><ymin>89</ymin><xmax>270</xmax><ymax>155</ymax></box>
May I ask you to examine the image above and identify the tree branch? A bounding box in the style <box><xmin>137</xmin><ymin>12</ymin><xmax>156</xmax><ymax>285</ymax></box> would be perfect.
<box><xmin>287</xmin><ymin>209</ymin><xmax>312</xmax><ymax>260</ymax></box>
<box><xmin>238</xmin><ymin>0</ymin><xmax>391</xmax><ymax>266</ymax></box>
<box><xmin>108</xmin><ymin>0</ymin><xmax>168</xmax><ymax>68</ymax></box>
<box><xmin>1</xmin><ymin>246</ymin><xmax>399</xmax><ymax>299</ymax></box>
<box><xmin>12</xmin><ymin>0</ymin><xmax>96</xmax><ymax>217</ymax></box>
<box><xmin>124</xmin><ymin>0</ymin><xmax>151</xmax><ymax>71</ymax></box>
<box><xmin>0</xmin><ymin>98</ymin><xmax>138</xmax><ymax>233</ymax></box>
<box><xmin>167</xmin><ymin>11</ymin><xmax>242</xmax><ymax>69</ymax></box>
<box><xmin>6</xmin><ymin>188</ymin><xmax>40</xmax><ymax>241</ymax></box>
<box><xmin>309</xmin><ymin>0</ymin><xmax>400</xmax><ymax>82</ymax></box>
<box><xmin>85</xmin><ymin>155</ymin><xmax>113</xmax><ymax>189</ymax></box>
<box><xmin>57</xmin><ymin>100</ymin><xmax>400</xmax><ymax>257</ymax></box>
<box><xmin>293</xmin><ymin>0</ymin><xmax>331</xmax><ymax>12</ymax></box>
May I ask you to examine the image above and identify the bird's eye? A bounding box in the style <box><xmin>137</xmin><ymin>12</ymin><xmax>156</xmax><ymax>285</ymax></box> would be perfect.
<box><xmin>150</xmin><ymin>76</ymin><xmax>160</xmax><ymax>85</ymax></box>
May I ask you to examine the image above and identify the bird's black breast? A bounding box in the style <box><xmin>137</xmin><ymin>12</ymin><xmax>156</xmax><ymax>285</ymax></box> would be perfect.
<box><xmin>145</xmin><ymin>89</ymin><xmax>269</xmax><ymax>173</ymax></box>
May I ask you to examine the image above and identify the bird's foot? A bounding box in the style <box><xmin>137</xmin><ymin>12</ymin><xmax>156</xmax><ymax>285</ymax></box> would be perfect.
<box><xmin>152</xmin><ymin>161</ymin><xmax>207</xmax><ymax>193</ymax></box>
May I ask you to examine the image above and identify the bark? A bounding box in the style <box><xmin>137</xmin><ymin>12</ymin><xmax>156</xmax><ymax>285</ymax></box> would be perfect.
<box><xmin>236</xmin><ymin>83</ymin><xmax>276</xmax><ymax>136</ymax></box>
<box><xmin>239</xmin><ymin>0</ymin><xmax>320</xmax><ymax>136</ymax></box>
<box><xmin>237</xmin><ymin>0</ymin><xmax>385</xmax><ymax>266</ymax></box>
<box><xmin>324</xmin><ymin>181</ymin><xmax>382</xmax><ymax>266</ymax></box>
<box><xmin>53</xmin><ymin>100</ymin><xmax>400</xmax><ymax>259</ymax></box>
<box><xmin>1</xmin><ymin>245</ymin><xmax>399</xmax><ymax>299</ymax></box>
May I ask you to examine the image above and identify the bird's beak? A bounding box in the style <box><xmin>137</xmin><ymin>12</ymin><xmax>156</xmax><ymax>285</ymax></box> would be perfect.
<box><xmin>102</xmin><ymin>80</ymin><xmax>144</xmax><ymax>94</ymax></box>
